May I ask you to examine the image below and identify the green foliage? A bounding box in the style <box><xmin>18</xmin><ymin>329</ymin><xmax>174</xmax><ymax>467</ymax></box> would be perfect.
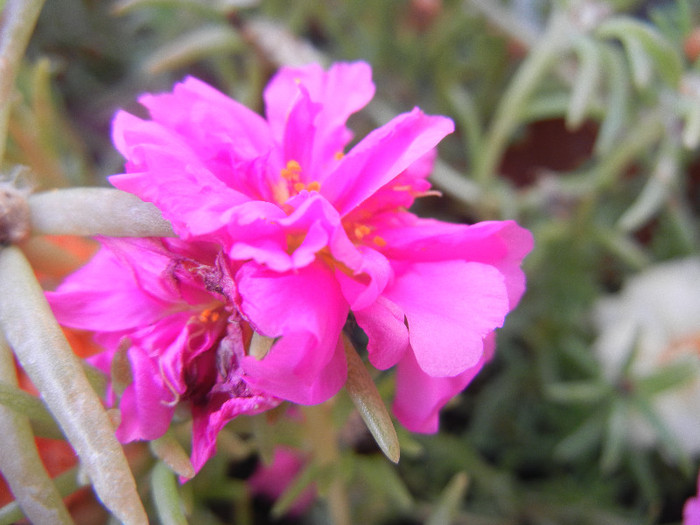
<box><xmin>2</xmin><ymin>0</ymin><xmax>700</xmax><ymax>524</ymax></box>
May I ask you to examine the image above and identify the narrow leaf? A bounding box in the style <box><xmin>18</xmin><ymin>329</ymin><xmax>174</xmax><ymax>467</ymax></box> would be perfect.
<box><xmin>150</xmin><ymin>430</ymin><xmax>195</xmax><ymax>480</ymax></box>
<box><xmin>567</xmin><ymin>37</ymin><xmax>602</xmax><ymax>129</ymax></box>
<box><xmin>0</xmin><ymin>246</ymin><xmax>147</xmax><ymax>525</ymax></box>
<box><xmin>151</xmin><ymin>461</ymin><xmax>188</xmax><ymax>525</ymax></box>
<box><xmin>144</xmin><ymin>26</ymin><xmax>243</xmax><ymax>75</ymax></box>
<box><xmin>28</xmin><ymin>188</ymin><xmax>174</xmax><ymax>237</ymax></box>
<box><xmin>0</xmin><ymin>336</ymin><xmax>73</xmax><ymax>525</ymax></box>
<box><xmin>342</xmin><ymin>335</ymin><xmax>400</xmax><ymax>463</ymax></box>
<box><xmin>426</xmin><ymin>472</ymin><xmax>469</xmax><ymax>525</ymax></box>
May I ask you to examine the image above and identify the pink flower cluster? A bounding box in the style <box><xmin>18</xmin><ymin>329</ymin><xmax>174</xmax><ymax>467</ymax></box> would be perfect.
<box><xmin>47</xmin><ymin>62</ymin><xmax>532</xmax><ymax>473</ymax></box>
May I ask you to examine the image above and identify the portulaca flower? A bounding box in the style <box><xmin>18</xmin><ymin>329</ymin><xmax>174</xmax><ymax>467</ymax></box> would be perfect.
<box><xmin>593</xmin><ymin>257</ymin><xmax>700</xmax><ymax>454</ymax></box>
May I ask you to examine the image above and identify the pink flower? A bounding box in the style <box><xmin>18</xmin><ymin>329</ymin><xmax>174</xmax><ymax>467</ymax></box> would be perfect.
<box><xmin>47</xmin><ymin>237</ymin><xmax>280</xmax><ymax>473</ymax></box>
<box><xmin>248</xmin><ymin>447</ymin><xmax>316</xmax><ymax>516</ymax></box>
<box><xmin>686</xmin><ymin>472</ymin><xmax>700</xmax><ymax>525</ymax></box>
<box><xmin>108</xmin><ymin>61</ymin><xmax>532</xmax><ymax>432</ymax></box>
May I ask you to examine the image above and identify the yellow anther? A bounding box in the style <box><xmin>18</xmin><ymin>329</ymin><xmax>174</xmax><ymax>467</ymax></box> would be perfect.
<box><xmin>307</xmin><ymin>181</ymin><xmax>321</xmax><ymax>192</ymax></box>
<box><xmin>373</xmin><ymin>236</ymin><xmax>387</xmax><ymax>247</ymax></box>
<box><xmin>354</xmin><ymin>224</ymin><xmax>371</xmax><ymax>239</ymax></box>
<box><xmin>281</xmin><ymin>160</ymin><xmax>302</xmax><ymax>182</ymax></box>
<box><xmin>286</xmin><ymin>160</ymin><xmax>302</xmax><ymax>172</ymax></box>
<box><xmin>334</xmin><ymin>151</ymin><xmax>344</xmax><ymax>160</ymax></box>
<box><xmin>198</xmin><ymin>308</ymin><xmax>220</xmax><ymax>323</ymax></box>
<box><xmin>293</xmin><ymin>182</ymin><xmax>306</xmax><ymax>193</ymax></box>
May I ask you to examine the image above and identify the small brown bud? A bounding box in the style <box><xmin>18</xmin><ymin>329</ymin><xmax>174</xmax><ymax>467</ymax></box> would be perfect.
<box><xmin>0</xmin><ymin>183</ymin><xmax>31</xmax><ymax>245</ymax></box>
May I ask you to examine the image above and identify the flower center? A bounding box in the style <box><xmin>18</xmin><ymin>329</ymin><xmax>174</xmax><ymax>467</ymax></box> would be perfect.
<box><xmin>272</xmin><ymin>159</ymin><xmax>321</xmax><ymax>204</ymax></box>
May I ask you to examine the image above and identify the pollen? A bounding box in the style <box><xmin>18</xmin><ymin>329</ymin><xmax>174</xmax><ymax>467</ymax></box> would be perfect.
<box><xmin>373</xmin><ymin>235</ymin><xmax>387</xmax><ymax>247</ymax></box>
<box><xmin>354</xmin><ymin>224</ymin><xmax>371</xmax><ymax>239</ymax></box>
<box><xmin>334</xmin><ymin>151</ymin><xmax>344</xmax><ymax>160</ymax></box>
<box><xmin>293</xmin><ymin>182</ymin><xmax>306</xmax><ymax>193</ymax></box>
<box><xmin>198</xmin><ymin>308</ymin><xmax>220</xmax><ymax>323</ymax></box>
<box><xmin>307</xmin><ymin>181</ymin><xmax>321</xmax><ymax>192</ymax></box>
<box><xmin>281</xmin><ymin>159</ymin><xmax>302</xmax><ymax>181</ymax></box>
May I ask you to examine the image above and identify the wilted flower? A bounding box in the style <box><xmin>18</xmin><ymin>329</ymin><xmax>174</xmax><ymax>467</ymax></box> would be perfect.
<box><xmin>108</xmin><ymin>61</ymin><xmax>533</xmax><ymax>433</ymax></box>
<box><xmin>47</xmin><ymin>237</ymin><xmax>280</xmax><ymax>472</ymax></box>
<box><xmin>593</xmin><ymin>257</ymin><xmax>700</xmax><ymax>454</ymax></box>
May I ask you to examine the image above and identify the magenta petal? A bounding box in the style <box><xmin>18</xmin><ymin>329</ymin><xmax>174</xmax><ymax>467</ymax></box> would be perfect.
<box><xmin>248</xmin><ymin>447</ymin><xmax>316</xmax><ymax>516</ymax></box>
<box><xmin>190</xmin><ymin>390</ymin><xmax>280</xmax><ymax>475</ymax></box>
<box><xmin>375</xmin><ymin>214</ymin><xmax>534</xmax><ymax>308</ymax></box>
<box><xmin>685</xmin><ymin>473</ymin><xmax>700</xmax><ymax>525</ymax></box>
<box><xmin>393</xmin><ymin>337</ymin><xmax>494</xmax><ymax>433</ymax></box>
<box><xmin>385</xmin><ymin>261</ymin><xmax>508</xmax><ymax>377</ymax></box>
<box><xmin>115</xmin><ymin>345</ymin><xmax>175</xmax><ymax>442</ymax></box>
<box><xmin>264</xmin><ymin>62</ymin><xmax>374</xmax><ymax>174</ymax></box>
<box><xmin>321</xmin><ymin>108</ymin><xmax>454</xmax><ymax>216</ymax></box>
<box><xmin>335</xmin><ymin>246</ymin><xmax>393</xmax><ymax>311</ymax></box>
<box><xmin>237</xmin><ymin>261</ymin><xmax>348</xmax><ymax>404</ymax></box>
<box><xmin>354</xmin><ymin>296</ymin><xmax>409</xmax><ymax>370</ymax></box>
<box><xmin>46</xmin><ymin>243</ymin><xmax>169</xmax><ymax>332</ymax></box>
<box><xmin>140</xmin><ymin>76</ymin><xmax>273</xmax><ymax>159</ymax></box>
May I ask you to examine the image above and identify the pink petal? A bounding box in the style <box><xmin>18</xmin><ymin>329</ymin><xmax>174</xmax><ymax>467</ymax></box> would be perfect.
<box><xmin>264</xmin><ymin>62</ymin><xmax>374</xmax><ymax>175</ymax></box>
<box><xmin>320</xmin><ymin>108</ymin><xmax>454</xmax><ymax>216</ymax></box>
<box><xmin>139</xmin><ymin>76</ymin><xmax>273</xmax><ymax>159</ymax></box>
<box><xmin>354</xmin><ymin>296</ymin><xmax>409</xmax><ymax>370</ymax></box>
<box><xmin>109</xmin><ymin>141</ymin><xmax>251</xmax><ymax>241</ymax></box>
<box><xmin>236</xmin><ymin>261</ymin><xmax>348</xmax><ymax>404</ymax></box>
<box><xmin>685</xmin><ymin>472</ymin><xmax>700</xmax><ymax>525</ymax></box>
<box><xmin>335</xmin><ymin>246</ymin><xmax>393</xmax><ymax>311</ymax></box>
<box><xmin>393</xmin><ymin>336</ymin><xmax>494</xmax><ymax>433</ymax></box>
<box><xmin>115</xmin><ymin>345</ymin><xmax>175</xmax><ymax>442</ymax></box>
<box><xmin>46</xmin><ymin>242</ymin><xmax>170</xmax><ymax>332</ymax></box>
<box><xmin>384</xmin><ymin>261</ymin><xmax>508</xmax><ymax>377</ymax></box>
<box><xmin>248</xmin><ymin>447</ymin><xmax>316</xmax><ymax>516</ymax></box>
<box><xmin>190</xmin><ymin>388</ymin><xmax>280</xmax><ymax>475</ymax></box>
<box><xmin>373</xmin><ymin>214</ymin><xmax>534</xmax><ymax>308</ymax></box>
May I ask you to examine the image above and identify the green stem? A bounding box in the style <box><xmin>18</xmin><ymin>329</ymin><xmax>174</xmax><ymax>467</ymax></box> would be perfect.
<box><xmin>0</xmin><ymin>246</ymin><xmax>147</xmax><ymax>525</ymax></box>
<box><xmin>304</xmin><ymin>404</ymin><xmax>351</xmax><ymax>525</ymax></box>
<box><xmin>0</xmin><ymin>334</ymin><xmax>73</xmax><ymax>524</ymax></box>
<box><xmin>473</xmin><ymin>11</ymin><xmax>572</xmax><ymax>187</ymax></box>
<box><xmin>0</xmin><ymin>0</ymin><xmax>45</xmax><ymax>165</ymax></box>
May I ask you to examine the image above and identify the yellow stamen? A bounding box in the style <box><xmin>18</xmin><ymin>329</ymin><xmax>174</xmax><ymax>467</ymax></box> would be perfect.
<box><xmin>198</xmin><ymin>308</ymin><xmax>220</xmax><ymax>323</ymax></box>
<box><xmin>307</xmin><ymin>181</ymin><xmax>321</xmax><ymax>192</ymax></box>
<box><xmin>334</xmin><ymin>151</ymin><xmax>344</xmax><ymax>160</ymax></box>
<box><xmin>293</xmin><ymin>182</ymin><xmax>306</xmax><ymax>193</ymax></box>
<box><xmin>354</xmin><ymin>224</ymin><xmax>371</xmax><ymax>239</ymax></box>
<box><xmin>373</xmin><ymin>236</ymin><xmax>387</xmax><ymax>247</ymax></box>
<box><xmin>281</xmin><ymin>160</ymin><xmax>302</xmax><ymax>181</ymax></box>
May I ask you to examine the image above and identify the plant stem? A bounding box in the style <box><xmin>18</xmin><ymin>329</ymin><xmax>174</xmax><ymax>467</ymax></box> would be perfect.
<box><xmin>304</xmin><ymin>404</ymin><xmax>351</xmax><ymax>525</ymax></box>
<box><xmin>473</xmin><ymin>10</ymin><xmax>572</xmax><ymax>187</ymax></box>
<box><xmin>0</xmin><ymin>334</ymin><xmax>73</xmax><ymax>524</ymax></box>
<box><xmin>0</xmin><ymin>0</ymin><xmax>45</xmax><ymax>165</ymax></box>
<box><xmin>0</xmin><ymin>245</ymin><xmax>147</xmax><ymax>525</ymax></box>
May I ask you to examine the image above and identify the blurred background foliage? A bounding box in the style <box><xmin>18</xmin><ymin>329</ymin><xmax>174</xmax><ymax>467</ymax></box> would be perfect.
<box><xmin>3</xmin><ymin>0</ymin><xmax>700</xmax><ymax>523</ymax></box>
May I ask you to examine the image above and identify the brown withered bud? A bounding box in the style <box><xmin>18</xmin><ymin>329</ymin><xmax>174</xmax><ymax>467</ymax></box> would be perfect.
<box><xmin>0</xmin><ymin>182</ymin><xmax>31</xmax><ymax>245</ymax></box>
